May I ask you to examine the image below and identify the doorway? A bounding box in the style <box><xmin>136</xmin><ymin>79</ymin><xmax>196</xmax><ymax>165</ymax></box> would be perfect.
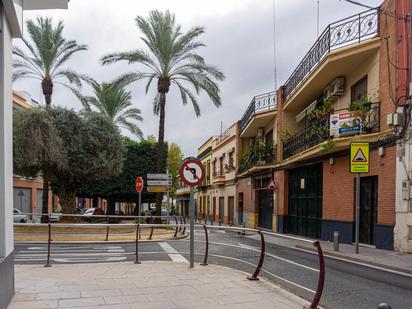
<box><xmin>359</xmin><ymin>176</ymin><xmax>378</xmax><ymax>245</ymax></box>
<box><xmin>288</xmin><ymin>163</ymin><xmax>323</xmax><ymax>238</ymax></box>
<box><xmin>258</xmin><ymin>189</ymin><xmax>273</xmax><ymax>230</ymax></box>
<box><xmin>219</xmin><ymin>197</ymin><xmax>224</xmax><ymax>222</ymax></box>
<box><xmin>238</xmin><ymin>193</ymin><xmax>244</xmax><ymax>225</ymax></box>
<box><xmin>228</xmin><ymin>197</ymin><xmax>234</xmax><ymax>225</ymax></box>
<box><xmin>212</xmin><ymin>197</ymin><xmax>216</xmax><ymax>221</ymax></box>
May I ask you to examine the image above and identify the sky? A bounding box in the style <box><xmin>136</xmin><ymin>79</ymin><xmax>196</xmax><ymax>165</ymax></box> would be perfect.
<box><xmin>14</xmin><ymin>0</ymin><xmax>383</xmax><ymax>157</ymax></box>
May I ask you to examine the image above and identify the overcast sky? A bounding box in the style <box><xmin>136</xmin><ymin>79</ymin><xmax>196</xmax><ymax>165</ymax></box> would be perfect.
<box><xmin>14</xmin><ymin>0</ymin><xmax>383</xmax><ymax>156</ymax></box>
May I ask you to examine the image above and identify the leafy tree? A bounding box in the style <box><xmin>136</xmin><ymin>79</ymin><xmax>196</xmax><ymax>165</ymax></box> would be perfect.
<box><xmin>77</xmin><ymin>81</ymin><xmax>143</xmax><ymax>138</ymax></box>
<box><xmin>14</xmin><ymin>107</ymin><xmax>124</xmax><ymax>215</ymax></box>
<box><xmin>101</xmin><ymin>10</ymin><xmax>225</xmax><ymax>214</ymax></box>
<box><xmin>77</xmin><ymin>137</ymin><xmax>168</xmax><ymax>215</ymax></box>
<box><xmin>168</xmin><ymin>143</ymin><xmax>184</xmax><ymax>208</ymax></box>
<box><xmin>13</xmin><ymin>17</ymin><xmax>89</xmax><ymax>218</ymax></box>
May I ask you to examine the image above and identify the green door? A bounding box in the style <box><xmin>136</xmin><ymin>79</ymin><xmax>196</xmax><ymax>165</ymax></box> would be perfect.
<box><xmin>288</xmin><ymin>164</ymin><xmax>323</xmax><ymax>238</ymax></box>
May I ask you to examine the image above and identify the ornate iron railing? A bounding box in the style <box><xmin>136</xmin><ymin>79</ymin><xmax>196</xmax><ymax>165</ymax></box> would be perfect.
<box><xmin>240</xmin><ymin>91</ymin><xmax>276</xmax><ymax>132</ymax></box>
<box><xmin>284</xmin><ymin>8</ymin><xmax>379</xmax><ymax>98</ymax></box>
<box><xmin>239</xmin><ymin>144</ymin><xmax>276</xmax><ymax>173</ymax></box>
<box><xmin>282</xmin><ymin>102</ymin><xmax>380</xmax><ymax>160</ymax></box>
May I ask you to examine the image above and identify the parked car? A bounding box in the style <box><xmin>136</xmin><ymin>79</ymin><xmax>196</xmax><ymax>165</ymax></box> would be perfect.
<box><xmin>49</xmin><ymin>212</ymin><xmax>62</xmax><ymax>223</ymax></box>
<box><xmin>82</xmin><ymin>207</ymin><xmax>105</xmax><ymax>222</ymax></box>
<box><xmin>13</xmin><ymin>208</ymin><xmax>28</xmax><ymax>223</ymax></box>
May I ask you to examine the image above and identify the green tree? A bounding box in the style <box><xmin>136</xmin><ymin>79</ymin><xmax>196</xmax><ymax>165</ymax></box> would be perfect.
<box><xmin>101</xmin><ymin>10</ymin><xmax>225</xmax><ymax>214</ymax></box>
<box><xmin>77</xmin><ymin>137</ymin><xmax>168</xmax><ymax>215</ymax></box>
<box><xmin>77</xmin><ymin>81</ymin><xmax>143</xmax><ymax>138</ymax></box>
<box><xmin>13</xmin><ymin>17</ymin><xmax>89</xmax><ymax>218</ymax></box>
<box><xmin>14</xmin><ymin>107</ymin><xmax>125</xmax><ymax>215</ymax></box>
<box><xmin>168</xmin><ymin>143</ymin><xmax>184</xmax><ymax>208</ymax></box>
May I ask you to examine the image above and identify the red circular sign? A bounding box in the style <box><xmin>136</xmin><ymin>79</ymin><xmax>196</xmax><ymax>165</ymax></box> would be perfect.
<box><xmin>135</xmin><ymin>177</ymin><xmax>144</xmax><ymax>192</ymax></box>
<box><xmin>179</xmin><ymin>157</ymin><xmax>205</xmax><ymax>186</ymax></box>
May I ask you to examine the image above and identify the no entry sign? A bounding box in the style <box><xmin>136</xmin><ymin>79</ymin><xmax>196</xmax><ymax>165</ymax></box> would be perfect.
<box><xmin>135</xmin><ymin>177</ymin><xmax>144</xmax><ymax>192</ymax></box>
<box><xmin>179</xmin><ymin>157</ymin><xmax>204</xmax><ymax>187</ymax></box>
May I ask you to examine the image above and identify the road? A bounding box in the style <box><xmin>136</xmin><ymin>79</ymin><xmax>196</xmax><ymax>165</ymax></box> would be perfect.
<box><xmin>14</xmin><ymin>229</ymin><xmax>412</xmax><ymax>309</ymax></box>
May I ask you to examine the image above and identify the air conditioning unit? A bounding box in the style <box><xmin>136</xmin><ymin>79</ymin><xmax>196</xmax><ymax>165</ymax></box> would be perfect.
<box><xmin>324</xmin><ymin>77</ymin><xmax>345</xmax><ymax>101</ymax></box>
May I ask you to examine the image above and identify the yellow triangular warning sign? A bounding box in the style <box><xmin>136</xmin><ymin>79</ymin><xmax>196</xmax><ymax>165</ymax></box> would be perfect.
<box><xmin>352</xmin><ymin>148</ymin><xmax>367</xmax><ymax>162</ymax></box>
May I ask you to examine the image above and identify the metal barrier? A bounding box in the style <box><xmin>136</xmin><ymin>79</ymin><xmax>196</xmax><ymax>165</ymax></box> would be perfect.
<box><xmin>16</xmin><ymin>213</ymin><xmax>325</xmax><ymax>308</ymax></box>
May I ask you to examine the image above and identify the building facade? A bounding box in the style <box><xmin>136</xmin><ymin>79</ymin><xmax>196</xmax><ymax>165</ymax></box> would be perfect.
<box><xmin>275</xmin><ymin>1</ymin><xmax>400</xmax><ymax>250</ymax></box>
<box><xmin>195</xmin><ymin>137</ymin><xmax>213</xmax><ymax>220</ymax></box>
<box><xmin>210</xmin><ymin>123</ymin><xmax>240</xmax><ymax>224</ymax></box>
<box><xmin>237</xmin><ymin>91</ymin><xmax>277</xmax><ymax>230</ymax></box>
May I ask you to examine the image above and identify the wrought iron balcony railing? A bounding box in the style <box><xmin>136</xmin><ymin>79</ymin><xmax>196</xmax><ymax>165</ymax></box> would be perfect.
<box><xmin>282</xmin><ymin>102</ymin><xmax>380</xmax><ymax>160</ymax></box>
<box><xmin>239</xmin><ymin>143</ymin><xmax>276</xmax><ymax>173</ymax></box>
<box><xmin>284</xmin><ymin>8</ymin><xmax>379</xmax><ymax>99</ymax></box>
<box><xmin>240</xmin><ymin>91</ymin><xmax>276</xmax><ymax>132</ymax></box>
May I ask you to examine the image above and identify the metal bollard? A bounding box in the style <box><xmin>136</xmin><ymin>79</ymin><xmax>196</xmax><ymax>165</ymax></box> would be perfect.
<box><xmin>44</xmin><ymin>215</ymin><xmax>52</xmax><ymax>268</ymax></box>
<box><xmin>333</xmin><ymin>231</ymin><xmax>339</xmax><ymax>252</ymax></box>
<box><xmin>200</xmin><ymin>224</ymin><xmax>209</xmax><ymax>266</ymax></box>
<box><xmin>105</xmin><ymin>216</ymin><xmax>109</xmax><ymax>241</ymax></box>
<box><xmin>247</xmin><ymin>231</ymin><xmax>265</xmax><ymax>280</ymax></box>
<box><xmin>134</xmin><ymin>224</ymin><xmax>141</xmax><ymax>264</ymax></box>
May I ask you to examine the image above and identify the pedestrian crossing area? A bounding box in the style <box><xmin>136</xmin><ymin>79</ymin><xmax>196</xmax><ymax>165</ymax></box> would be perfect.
<box><xmin>14</xmin><ymin>245</ymin><xmax>128</xmax><ymax>264</ymax></box>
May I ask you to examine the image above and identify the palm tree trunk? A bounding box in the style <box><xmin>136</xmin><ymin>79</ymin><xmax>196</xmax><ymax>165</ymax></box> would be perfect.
<box><xmin>155</xmin><ymin>92</ymin><xmax>166</xmax><ymax>216</ymax></box>
<box><xmin>42</xmin><ymin>77</ymin><xmax>53</xmax><ymax>107</ymax></box>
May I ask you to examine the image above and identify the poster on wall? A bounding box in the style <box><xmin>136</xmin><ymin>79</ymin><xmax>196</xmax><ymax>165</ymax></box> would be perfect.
<box><xmin>330</xmin><ymin>112</ymin><xmax>361</xmax><ymax>138</ymax></box>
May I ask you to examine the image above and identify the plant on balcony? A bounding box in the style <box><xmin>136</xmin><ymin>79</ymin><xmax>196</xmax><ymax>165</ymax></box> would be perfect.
<box><xmin>320</xmin><ymin>140</ymin><xmax>336</xmax><ymax>152</ymax></box>
<box><xmin>280</xmin><ymin>129</ymin><xmax>293</xmax><ymax>142</ymax></box>
<box><xmin>348</xmin><ymin>99</ymin><xmax>372</xmax><ymax>133</ymax></box>
<box><xmin>307</xmin><ymin>99</ymin><xmax>334</xmax><ymax>139</ymax></box>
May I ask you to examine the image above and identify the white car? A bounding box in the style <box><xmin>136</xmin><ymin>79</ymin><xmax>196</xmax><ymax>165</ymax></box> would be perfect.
<box><xmin>13</xmin><ymin>208</ymin><xmax>28</xmax><ymax>223</ymax></box>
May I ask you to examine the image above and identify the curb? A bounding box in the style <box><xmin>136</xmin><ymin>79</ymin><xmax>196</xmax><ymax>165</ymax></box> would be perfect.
<box><xmin>15</xmin><ymin>233</ymin><xmax>188</xmax><ymax>245</ymax></box>
<box><xmin>295</xmin><ymin>244</ymin><xmax>412</xmax><ymax>276</ymax></box>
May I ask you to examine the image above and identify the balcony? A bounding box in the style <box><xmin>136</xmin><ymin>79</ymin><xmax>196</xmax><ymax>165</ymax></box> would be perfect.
<box><xmin>284</xmin><ymin>8</ymin><xmax>379</xmax><ymax>100</ymax></box>
<box><xmin>240</xmin><ymin>91</ymin><xmax>276</xmax><ymax>136</ymax></box>
<box><xmin>239</xmin><ymin>143</ymin><xmax>276</xmax><ymax>174</ymax></box>
<box><xmin>212</xmin><ymin>172</ymin><xmax>225</xmax><ymax>185</ymax></box>
<box><xmin>282</xmin><ymin>102</ymin><xmax>380</xmax><ymax>160</ymax></box>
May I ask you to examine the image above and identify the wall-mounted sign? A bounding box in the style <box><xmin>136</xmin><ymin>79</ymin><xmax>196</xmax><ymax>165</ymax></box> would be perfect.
<box><xmin>330</xmin><ymin>112</ymin><xmax>361</xmax><ymax>138</ymax></box>
<box><xmin>350</xmin><ymin>142</ymin><xmax>369</xmax><ymax>173</ymax></box>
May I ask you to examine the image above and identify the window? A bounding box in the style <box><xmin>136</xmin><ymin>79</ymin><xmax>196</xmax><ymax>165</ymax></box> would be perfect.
<box><xmin>219</xmin><ymin>156</ymin><xmax>224</xmax><ymax>175</ymax></box>
<box><xmin>351</xmin><ymin>76</ymin><xmax>368</xmax><ymax>103</ymax></box>
<box><xmin>229</xmin><ymin>152</ymin><xmax>234</xmax><ymax>168</ymax></box>
<box><xmin>213</xmin><ymin>160</ymin><xmax>216</xmax><ymax>176</ymax></box>
<box><xmin>265</xmin><ymin>130</ymin><xmax>273</xmax><ymax>146</ymax></box>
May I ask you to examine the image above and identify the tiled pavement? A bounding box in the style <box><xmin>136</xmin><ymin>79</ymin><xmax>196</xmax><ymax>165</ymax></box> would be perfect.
<box><xmin>9</xmin><ymin>262</ymin><xmax>309</xmax><ymax>309</ymax></box>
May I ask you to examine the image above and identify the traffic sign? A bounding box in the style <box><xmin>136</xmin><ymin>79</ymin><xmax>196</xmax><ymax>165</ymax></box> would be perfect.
<box><xmin>350</xmin><ymin>142</ymin><xmax>369</xmax><ymax>173</ymax></box>
<box><xmin>135</xmin><ymin>177</ymin><xmax>144</xmax><ymax>193</ymax></box>
<box><xmin>179</xmin><ymin>157</ymin><xmax>205</xmax><ymax>186</ymax></box>
<box><xmin>147</xmin><ymin>180</ymin><xmax>172</xmax><ymax>186</ymax></box>
<box><xmin>147</xmin><ymin>186</ymin><xmax>169</xmax><ymax>193</ymax></box>
<box><xmin>147</xmin><ymin>173</ymin><xmax>172</xmax><ymax>180</ymax></box>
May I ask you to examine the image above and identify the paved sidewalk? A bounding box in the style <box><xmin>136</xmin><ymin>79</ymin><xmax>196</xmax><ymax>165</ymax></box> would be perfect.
<box><xmin>9</xmin><ymin>262</ymin><xmax>309</xmax><ymax>309</ymax></box>
<box><xmin>249</xmin><ymin>233</ymin><xmax>412</xmax><ymax>274</ymax></box>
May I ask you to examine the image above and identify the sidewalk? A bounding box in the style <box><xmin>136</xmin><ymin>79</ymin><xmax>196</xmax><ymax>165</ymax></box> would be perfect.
<box><xmin>9</xmin><ymin>262</ymin><xmax>309</xmax><ymax>309</ymax></box>
<box><xmin>249</xmin><ymin>233</ymin><xmax>412</xmax><ymax>275</ymax></box>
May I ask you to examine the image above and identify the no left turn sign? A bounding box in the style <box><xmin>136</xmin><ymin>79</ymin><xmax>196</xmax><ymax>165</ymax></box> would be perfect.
<box><xmin>179</xmin><ymin>157</ymin><xmax>205</xmax><ymax>186</ymax></box>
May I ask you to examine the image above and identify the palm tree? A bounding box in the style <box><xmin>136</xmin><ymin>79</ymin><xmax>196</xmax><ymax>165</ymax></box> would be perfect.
<box><xmin>13</xmin><ymin>17</ymin><xmax>88</xmax><ymax>106</ymax></box>
<box><xmin>77</xmin><ymin>81</ymin><xmax>143</xmax><ymax>138</ymax></box>
<box><xmin>101</xmin><ymin>10</ymin><xmax>225</xmax><ymax>213</ymax></box>
<box><xmin>12</xmin><ymin>17</ymin><xmax>88</xmax><ymax>220</ymax></box>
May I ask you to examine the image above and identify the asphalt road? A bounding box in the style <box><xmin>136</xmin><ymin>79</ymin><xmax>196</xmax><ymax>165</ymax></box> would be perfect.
<box><xmin>14</xmin><ymin>229</ymin><xmax>412</xmax><ymax>309</ymax></box>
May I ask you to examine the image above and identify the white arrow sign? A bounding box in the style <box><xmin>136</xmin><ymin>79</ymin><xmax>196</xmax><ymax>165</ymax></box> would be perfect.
<box><xmin>147</xmin><ymin>180</ymin><xmax>172</xmax><ymax>186</ymax></box>
<box><xmin>147</xmin><ymin>173</ymin><xmax>172</xmax><ymax>180</ymax></box>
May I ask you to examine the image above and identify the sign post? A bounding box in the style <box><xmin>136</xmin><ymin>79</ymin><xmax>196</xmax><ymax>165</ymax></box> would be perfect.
<box><xmin>179</xmin><ymin>157</ymin><xmax>205</xmax><ymax>268</ymax></box>
<box><xmin>350</xmin><ymin>142</ymin><xmax>370</xmax><ymax>254</ymax></box>
<box><xmin>135</xmin><ymin>177</ymin><xmax>144</xmax><ymax>217</ymax></box>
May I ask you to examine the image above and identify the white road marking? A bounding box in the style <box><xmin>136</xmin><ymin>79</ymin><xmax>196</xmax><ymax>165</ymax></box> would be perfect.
<box><xmin>54</xmin><ymin>257</ymin><xmax>127</xmax><ymax>263</ymax></box>
<box><xmin>237</xmin><ymin>243</ymin><xmax>319</xmax><ymax>272</ymax></box>
<box><xmin>159</xmin><ymin>242</ymin><xmax>188</xmax><ymax>263</ymax></box>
